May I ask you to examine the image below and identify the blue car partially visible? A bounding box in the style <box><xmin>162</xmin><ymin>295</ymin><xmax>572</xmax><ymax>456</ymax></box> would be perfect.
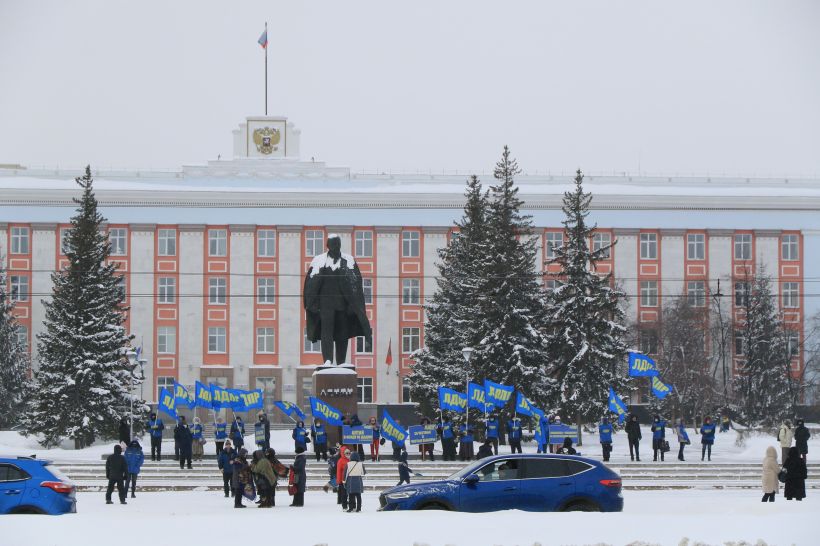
<box><xmin>0</xmin><ymin>457</ymin><xmax>77</xmax><ymax>515</ymax></box>
<box><xmin>379</xmin><ymin>453</ymin><xmax>623</xmax><ymax>512</ymax></box>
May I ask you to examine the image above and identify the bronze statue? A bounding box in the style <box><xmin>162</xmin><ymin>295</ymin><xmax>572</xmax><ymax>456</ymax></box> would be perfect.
<box><xmin>303</xmin><ymin>234</ymin><xmax>372</xmax><ymax>365</ymax></box>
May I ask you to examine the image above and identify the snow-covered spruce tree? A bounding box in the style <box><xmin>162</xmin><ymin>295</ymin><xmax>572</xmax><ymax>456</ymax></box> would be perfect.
<box><xmin>24</xmin><ymin>167</ymin><xmax>145</xmax><ymax>448</ymax></box>
<box><xmin>733</xmin><ymin>269</ymin><xmax>792</xmax><ymax>427</ymax></box>
<box><xmin>544</xmin><ymin>170</ymin><xmax>630</xmax><ymax>423</ymax></box>
<box><xmin>0</xmin><ymin>261</ymin><xmax>30</xmax><ymax>428</ymax></box>
<box><xmin>410</xmin><ymin>175</ymin><xmax>491</xmax><ymax>414</ymax></box>
<box><xmin>470</xmin><ymin>147</ymin><xmax>555</xmax><ymax>412</ymax></box>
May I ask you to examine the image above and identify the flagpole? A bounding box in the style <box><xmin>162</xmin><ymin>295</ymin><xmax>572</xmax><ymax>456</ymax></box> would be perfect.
<box><xmin>264</xmin><ymin>21</ymin><xmax>268</xmax><ymax>116</ymax></box>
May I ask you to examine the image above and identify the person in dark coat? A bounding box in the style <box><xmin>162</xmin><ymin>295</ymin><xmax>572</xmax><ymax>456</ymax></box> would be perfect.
<box><xmin>231</xmin><ymin>448</ymin><xmax>249</xmax><ymax>508</ymax></box>
<box><xmin>230</xmin><ymin>415</ymin><xmax>245</xmax><ymax>451</ymax></box>
<box><xmin>556</xmin><ymin>437</ymin><xmax>577</xmax><ymax>455</ymax></box>
<box><xmin>344</xmin><ymin>452</ymin><xmax>365</xmax><ymax>512</ymax></box>
<box><xmin>118</xmin><ymin>417</ymin><xmax>130</xmax><ymax>447</ymax></box>
<box><xmin>397</xmin><ymin>447</ymin><xmax>413</xmax><ymax>486</ymax></box>
<box><xmin>783</xmin><ymin>446</ymin><xmax>807</xmax><ymax>501</ymax></box>
<box><xmin>625</xmin><ymin>414</ymin><xmax>642</xmax><ymax>461</ymax></box>
<box><xmin>175</xmin><ymin>416</ymin><xmax>194</xmax><ymax>469</ymax></box>
<box><xmin>123</xmin><ymin>440</ymin><xmax>144</xmax><ymax>498</ymax></box>
<box><xmin>105</xmin><ymin>444</ymin><xmax>128</xmax><ymax>505</ymax></box>
<box><xmin>254</xmin><ymin>411</ymin><xmax>271</xmax><ymax>452</ymax></box>
<box><xmin>476</xmin><ymin>439</ymin><xmax>494</xmax><ymax>460</ymax></box>
<box><xmin>217</xmin><ymin>440</ymin><xmax>236</xmax><ymax>498</ymax></box>
<box><xmin>700</xmin><ymin>416</ymin><xmax>716</xmax><ymax>461</ymax></box>
<box><xmin>146</xmin><ymin>412</ymin><xmax>164</xmax><ymax>461</ymax></box>
<box><xmin>794</xmin><ymin>419</ymin><xmax>810</xmax><ymax>461</ymax></box>
<box><xmin>651</xmin><ymin>415</ymin><xmax>666</xmax><ymax>462</ymax></box>
<box><xmin>265</xmin><ymin>448</ymin><xmax>286</xmax><ymax>506</ymax></box>
<box><xmin>291</xmin><ymin>446</ymin><xmax>308</xmax><ymax>507</ymax></box>
<box><xmin>439</xmin><ymin>418</ymin><xmax>457</xmax><ymax>461</ymax></box>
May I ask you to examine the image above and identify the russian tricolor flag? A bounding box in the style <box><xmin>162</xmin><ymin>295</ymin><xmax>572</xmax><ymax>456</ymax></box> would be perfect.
<box><xmin>258</xmin><ymin>28</ymin><xmax>268</xmax><ymax>49</ymax></box>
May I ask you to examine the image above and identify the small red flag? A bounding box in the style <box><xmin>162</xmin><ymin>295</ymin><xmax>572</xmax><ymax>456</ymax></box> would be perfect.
<box><xmin>385</xmin><ymin>338</ymin><xmax>393</xmax><ymax>366</ymax></box>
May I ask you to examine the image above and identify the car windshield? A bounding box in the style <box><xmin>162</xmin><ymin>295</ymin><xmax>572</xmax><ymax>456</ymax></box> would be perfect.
<box><xmin>446</xmin><ymin>459</ymin><xmax>488</xmax><ymax>480</ymax></box>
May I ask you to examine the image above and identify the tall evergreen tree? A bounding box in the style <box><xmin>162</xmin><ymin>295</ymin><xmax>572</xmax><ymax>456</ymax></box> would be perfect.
<box><xmin>733</xmin><ymin>269</ymin><xmax>792</xmax><ymax>427</ymax></box>
<box><xmin>0</xmin><ymin>262</ymin><xmax>30</xmax><ymax>428</ymax></box>
<box><xmin>544</xmin><ymin>170</ymin><xmax>630</xmax><ymax>422</ymax></box>
<box><xmin>24</xmin><ymin>167</ymin><xmax>145</xmax><ymax>448</ymax></box>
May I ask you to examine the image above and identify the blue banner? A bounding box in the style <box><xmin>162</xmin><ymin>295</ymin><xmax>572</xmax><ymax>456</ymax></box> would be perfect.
<box><xmin>532</xmin><ymin>408</ymin><xmax>546</xmax><ymax>444</ymax></box>
<box><xmin>651</xmin><ymin>376</ymin><xmax>672</xmax><ymax>399</ymax></box>
<box><xmin>467</xmin><ymin>382</ymin><xmax>493</xmax><ymax>412</ymax></box>
<box><xmin>194</xmin><ymin>381</ymin><xmax>213</xmax><ymax>409</ymax></box>
<box><xmin>380</xmin><ymin>409</ymin><xmax>408</xmax><ymax>446</ymax></box>
<box><xmin>309</xmin><ymin>397</ymin><xmax>343</xmax><ymax>426</ymax></box>
<box><xmin>484</xmin><ymin>379</ymin><xmax>514</xmax><ymax>407</ymax></box>
<box><xmin>438</xmin><ymin>387</ymin><xmax>467</xmax><ymax>413</ymax></box>
<box><xmin>608</xmin><ymin>386</ymin><xmax>628</xmax><ymax>424</ymax></box>
<box><xmin>174</xmin><ymin>382</ymin><xmax>195</xmax><ymax>409</ymax></box>
<box><xmin>515</xmin><ymin>391</ymin><xmax>536</xmax><ymax>417</ymax></box>
<box><xmin>549</xmin><ymin>424</ymin><xmax>578</xmax><ymax>445</ymax></box>
<box><xmin>273</xmin><ymin>401</ymin><xmax>306</xmax><ymax>421</ymax></box>
<box><xmin>628</xmin><ymin>352</ymin><xmax>659</xmax><ymax>377</ymax></box>
<box><xmin>211</xmin><ymin>384</ymin><xmax>240</xmax><ymax>410</ymax></box>
<box><xmin>342</xmin><ymin>425</ymin><xmax>372</xmax><ymax>445</ymax></box>
<box><xmin>158</xmin><ymin>387</ymin><xmax>177</xmax><ymax>420</ymax></box>
<box><xmin>408</xmin><ymin>424</ymin><xmax>438</xmax><ymax>445</ymax></box>
<box><xmin>237</xmin><ymin>389</ymin><xmax>264</xmax><ymax>411</ymax></box>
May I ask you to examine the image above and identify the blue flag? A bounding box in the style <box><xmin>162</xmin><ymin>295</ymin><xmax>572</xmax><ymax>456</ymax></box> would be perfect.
<box><xmin>174</xmin><ymin>382</ymin><xmax>195</xmax><ymax>409</ymax></box>
<box><xmin>380</xmin><ymin>409</ymin><xmax>408</xmax><ymax>446</ymax></box>
<box><xmin>515</xmin><ymin>391</ymin><xmax>536</xmax><ymax>417</ymax></box>
<box><xmin>467</xmin><ymin>382</ymin><xmax>493</xmax><ymax>412</ymax></box>
<box><xmin>628</xmin><ymin>352</ymin><xmax>659</xmax><ymax>377</ymax></box>
<box><xmin>158</xmin><ymin>387</ymin><xmax>177</xmax><ymax>420</ymax></box>
<box><xmin>484</xmin><ymin>379</ymin><xmax>514</xmax><ymax>407</ymax></box>
<box><xmin>194</xmin><ymin>381</ymin><xmax>213</xmax><ymax>409</ymax></box>
<box><xmin>211</xmin><ymin>384</ymin><xmax>239</xmax><ymax>410</ymax></box>
<box><xmin>608</xmin><ymin>386</ymin><xmax>628</xmax><ymax>424</ymax></box>
<box><xmin>531</xmin><ymin>407</ymin><xmax>546</xmax><ymax>444</ymax></box>
<box><xmin>651</xmin><ymin>376</ymin><xmax>672</xmax><ymax>399</ymax></box>
<box><xmin>309</xmin><ymin>397</ymin><xmax>343</xmax><ymax>426</ymax></box>
<box><xmin>237</xmin><ymin>389</ymin><xmax>264</xmax><ymax>411</ymax></box>
<box><xmin>438</xmin><ymin>387</ymin><xmax>467</xmax><ymax>413</ymax></box>
<box><xmin>273</xmin><ymin>401</ymin><xmax>306</xmax><ymax>421</ymax></box>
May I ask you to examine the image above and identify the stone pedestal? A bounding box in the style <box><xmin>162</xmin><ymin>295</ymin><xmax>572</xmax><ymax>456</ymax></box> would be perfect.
<box><xmin>312</xmin><ymin>364</ymin><xmax>358</xmax><ymax>447</ymax></box>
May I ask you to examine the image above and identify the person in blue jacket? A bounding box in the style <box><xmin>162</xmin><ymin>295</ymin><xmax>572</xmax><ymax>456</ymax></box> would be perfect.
<box><xmin>293</xmin><ymin>420</ymin><xmax>310</xmax><ymax>451</ymax></box>
<box><xmin>599</xmin><ymin>417</ymin><xmax>614</xmax><ymax>462</ymax></box>
<box><xmin>230</xmin><ymin>415</ymin><xmax>245</xmax><ymax>451</ymax></box>
<box><xmin>651</xmin><ymin>415</ymin><xmax>666</xmax><ymax>462</ymax></box>
<box><xmin>214</xmin><ymin>417</ymin><xmax>228</xmax><ymax>456</ymax></box>
<box><xmin>311</xmin><ymin>418</ymin><xmax>328</xmax><ymax>461</ymax></box>
<box><xmin>700</xmin><ymin>416</ymin><xmax>716</xmax><ymax>461</ymax></box>
<box><xmin>676</xmin><ymin>418</ymin><xmax>690</xmax><ymax>461</ymax></box>
<box><xmin>191</xmin><ymin>416</ymin><xmax>205</xmax><ymax>461</ymax></box>
<box><xmin>146</xmin><ymin>412</ymin><xmax>164</xmax><ymax>461</ymax></box>
<box><xmin>217</xmin><ymin>440</ymin><xmax>236</xmax><ymax>498</ymax></box>
<box><xmin>458</xmin><ymin>423</ymin><xmax>474</xmax><ymax>461</ymax></box>
<box><xmin>536</xmin><ymin>414</ymin><xmax>550</xmax><ymax>453</ymax></box>
<box><xmin>507</xmin><ymin>416</ymin><xmax>523</xmax><ymax>453</ymax></box>
<box><xmin>439</xmin><ymin>419</ymin><xmax>456</xmax><ymax>461</ymax></box>
<box><xmin>397</xmin><ymin>447</ymin><xmax>413</xmax><ymax>486</ymax></box>
<box><xmin>123</xmin><ymin>440</ymin><xmax>144</xmax><ymax>498</ymax></box>
<box><xmin>484</xmin><ymin>415</ymin><xmax>500</xmax><ymax>455</ymax></box>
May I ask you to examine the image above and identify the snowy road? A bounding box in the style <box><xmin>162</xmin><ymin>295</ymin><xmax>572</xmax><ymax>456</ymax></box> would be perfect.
<box><xmin>2</xmin><ymin>489</ymin><xmax>814</xmax><ymax>546</ymax></box>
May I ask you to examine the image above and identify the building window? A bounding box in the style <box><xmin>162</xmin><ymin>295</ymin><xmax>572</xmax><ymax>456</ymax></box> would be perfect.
<box><xmin>355</xmin><ymin>231</ymin><xmax>373</xmax><ymax>258</ymax></box>
<box><xmin>640</xmin><ymin>233</ymin><xmax>657</xmax><ymax>260</ymax></box>
<box><xmin>109</xmin><ymin>228</ymin><xmax>127</xmax><ymax>255</ymax></box>
<box><xmin>686</xmin><ymin>281</ymin><xmax>706</xmax><ymax>307</ymax></box>
<box><xmin>734</xmin><ymin>234</ymin><xmax>752</xmax><ymax>260</ymax></box>
<box><xmin>362</xmin><ymin>278</ymin><xmax>373</xmax><ymax>305</ymax></box>
<box><xmin>158</xmin><ymin>229</ymin><xmax>176</xmax><ymax>256</ymax></box>
<box><xmin>158</xmin><ymin>277</ymin><xmax>176</xmax><ymax>304</ymax></box>
<box><xmin>734</xmin><ymin>332</ymin><xmax>745</xmax><ymax>356</ymax></box>
<box><xmin>256</xmin><ymin>327</ymin><xmax>275</xmax><ymax>353</ymax></box>
<box><xmin>157</xmin><ymin>376</ymin><xmax>175</xmax><ymax>402</ymax></box>
<box><xmin>157</xmin><ymin>326</ymin><xmax>176</xmax><ymax>354</ymax></box>
<box><xmin>545</xmin><ymin>232</ymin><xmax>563</xmax><ymax>260</ymax></box>
<box><xmin>402</xmin><ymin>327</ymin><xmax>420</xmax><ymax>354</ymax></box>
<box><xmin>687</xmin><ymin>233</ymin><xmax>705</xmax><ymax>260</ymax></box>
<box><xmin>402</xmin><ymin>278</ymin><xmax>420</xmax><ymax>305</ymax></box>
<box><xmin>10</xmin><ymin>227</ymin><xmax>30</xmax><ymax>254</ymax></box>
<box><xmin>208</xmin><ymin>277</ymin><xmax>227</xmax><ymax>304</ymax></box>
<box><xmin>9</xmin><ymin>276</ymin><xmax>29</xmax><ymax>302</ymax></box>
<box><xmin>304</xmin><ymin>328</ymin><xmax>321</xmax><ymax>353</ymax></box>
<box><xmin>257</xmin><ymin>229</ymin><xmax>276</xmax><ymax>257</ymax></box>
<box><xmin>592</xmin><ymin>232</ymin><xmax>611</xmax><ymax>259</ymax></box>
<box><xmin>640</xmin><ymin>280</ymin><xmax>658</xmax><ymax>307</ymax></box>
<box><xmin>402</xmin><ymin>377</ymin><xmax>413</xmax><ymax>403</ymax></box>
<box><xmin>305</xmin><ymin>230</ymin><xmax>324</xmax><ymax>257</ymax></box>
<box><xmin>402</xmin><ymin>231</ymin><xmax>420</xmax><ymax>258</ymax></box>
<box><xmin>115</xmin><ymin>276</ymin><xmax>126</xmax><ymax>302</ymax></box>
<box><xmin>545</xmin><ymin>279</ymin><xmax>561</xmax><ymax>292</ymax></box>
<box><xmin>734</xmin><ymin>282</ymin><xmax>750</xmax><ymax>307</ymax></box>
<box><xmin>15</xmin><ymin>324</ymin><xmax>28</xmax><ymax>351</ymax></box>
<box><xmin>60</xmin><ymin>228</ymin><xmax>72</xmax><ymax>254</ymax></box>
<box><xmin>639</xmin><ymin>330</ymin><xmax>658</xmax><ymax>356</ymax></box>
<box><xmin>782</xmin><ymin>234</ymin><xmax>798</xmax><ymax>261</ymax></box>
<box><xmin>355</xmin><ymin>336</ymin><xmax>373</xmax><ymax>354</ymax></box>
<box><xmin>357</xmin><ymin>377</ymin><xmax>373</xmax><ymax>403</ymax></box>
<box><xmin>208</xmin><ymin>327</ymin><xmax>226</xmax><ymax>353</ymax></box>
<box><xmin>208</xmin><ymin>229</ymin><xmax>227</xmax><ymax>256</ymax></box>
<box><xmin>786</xmin><ymin>333</ymin><xmax>799</xmax><ymax>358</ymax></box>
<box><xmin>256</xmin><ymin>377</ymin><xmax>277</xmax><ymax>415</ymax></box>
<box><xmin>257</xmin><ymin>277</ymin><xmax>275</xmax><ymax>304</ymax></box>
<box><xmin>782</xmin><ymin>282</ymin><xmax>799</xmax><ymax>308</ymax></box>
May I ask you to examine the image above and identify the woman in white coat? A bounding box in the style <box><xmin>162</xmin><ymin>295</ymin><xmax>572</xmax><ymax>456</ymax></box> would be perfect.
<box><xmin>761</xmin><ymin>446</ymin><xmax>779</xmax><ymax>502</ymax></box>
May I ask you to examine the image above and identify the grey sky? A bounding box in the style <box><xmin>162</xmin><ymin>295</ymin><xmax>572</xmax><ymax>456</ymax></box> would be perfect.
<box><xmin>1</xmin><ymin>0</ymin><xmax>819</xmax><ymax>177</ymax></box>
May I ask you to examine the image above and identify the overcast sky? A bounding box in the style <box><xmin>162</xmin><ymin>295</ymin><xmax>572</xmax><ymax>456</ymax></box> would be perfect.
<box><xmin>1</xmin><ymin>1</ymin><xmax>819</xmax><ymax>177</ymax></box>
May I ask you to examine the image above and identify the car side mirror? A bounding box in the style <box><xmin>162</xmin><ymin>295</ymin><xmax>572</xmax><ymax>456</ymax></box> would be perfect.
<box><xmin>463</xmin><ymin>473</ymin><xmax>479</xmax><ymax>485</ymax></box>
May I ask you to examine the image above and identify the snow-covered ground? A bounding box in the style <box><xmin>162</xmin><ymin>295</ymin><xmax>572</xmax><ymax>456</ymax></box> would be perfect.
<box><xmin>3</xmin><ymin>489</ymin><xmax>815</xmax><ymax>546</ymax></box>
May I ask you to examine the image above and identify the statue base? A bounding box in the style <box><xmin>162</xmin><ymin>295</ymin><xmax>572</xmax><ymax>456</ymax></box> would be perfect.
<box><xmin>312</xmin><ymin>364</ymin><xmax>358</xmax><ymax>447</ymax></box>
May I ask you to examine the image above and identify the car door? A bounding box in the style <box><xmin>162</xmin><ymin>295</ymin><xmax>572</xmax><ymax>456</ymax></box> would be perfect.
<box><xmin>518</xmin><ymin>458</ymin><xmax>575</xmax><ymax>511</ymax></box>
<box><xmin>458</xmin><ymin>458</ymin><xmax>521</xmax><ymax>512</ymax></box>
<box><xmin>0</xmin><ymin>463</ymin><xmax>28</xmax><ymax>513</ymax></box>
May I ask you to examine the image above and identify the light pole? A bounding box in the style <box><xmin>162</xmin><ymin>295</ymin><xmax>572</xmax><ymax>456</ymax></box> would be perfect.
<box><xmin>125</xmin><ymin>349</ymin><xmax>137</xmax><ymax>440</ymax></box>
<box><xmin>462</xmin><ymin>347</ymin><xmax>474</xmax><ymax>432</ymax></box>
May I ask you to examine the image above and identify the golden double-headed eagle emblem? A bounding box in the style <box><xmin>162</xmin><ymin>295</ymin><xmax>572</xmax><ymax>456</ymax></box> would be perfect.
<box><xmin>252</xmin><ymin>127</ymin><xmax>281</xmax><ymax>154</ymax></box>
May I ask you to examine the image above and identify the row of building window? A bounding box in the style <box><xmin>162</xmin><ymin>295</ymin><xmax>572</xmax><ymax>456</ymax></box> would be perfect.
<box><xmin>635</xmin><ymin>280</ymin><xmax>801</xmax><ymax>309</ymax></box>
<box><xmin>638</xmin><ymin>329</ymin><xmax>800</xmax><ymax>359</ymax></box>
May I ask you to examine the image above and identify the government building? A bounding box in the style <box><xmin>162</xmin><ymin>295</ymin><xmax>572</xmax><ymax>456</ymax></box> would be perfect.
<box><xmin>1</xmin><ymin>116</ymin><xmax>818</xmax><ymax>416</ymax></box>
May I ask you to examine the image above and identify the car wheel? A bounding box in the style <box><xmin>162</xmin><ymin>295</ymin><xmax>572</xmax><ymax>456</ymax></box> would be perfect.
<box><xmin>11</xmin><ymin>506</ymin><xmax>45</xmax><ymax>515</ymax></box>
<box><xmin>563</xmin><ymin>501</ymin><xmax>600</xmax><ymax>512</ymax></box>
<box><xmin>419</xmin><ymin>502</ymin><xmax>448</xmax><ymax>511</ymax></box>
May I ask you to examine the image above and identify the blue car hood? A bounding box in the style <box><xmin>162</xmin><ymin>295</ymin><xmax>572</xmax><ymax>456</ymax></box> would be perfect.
<box><xmin>382</xmin><ymin>479</ymin><xmax>460</xmax><ymax>497</ymax></box>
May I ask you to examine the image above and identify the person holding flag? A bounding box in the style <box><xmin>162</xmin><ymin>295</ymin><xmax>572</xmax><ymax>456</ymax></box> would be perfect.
<box><xmin>599</xmin><ymin>417</ymin><xmax>614</xmax><ymax>462</ymax></box>
<box><xmin>146</xmin><ymin>411</ymin><xmax>164</xmax><ymax>461</ymax></box>
<box><xmin>191</xmin><ymin>416</ymin><xmax>205</xmax><ymax>462</ymax></box>
<box><xmin>214</xmin><ymin>417</ymin><xmax>228</xmax><ymax>456</ymax></box>
<box><xmin>507</xmin><ymin>415</ymin><xmax>523</xmax><ymax>453</ymax></box>
<box><xmin>292</xmin><ymin>420</ymin><xmax>310</xmax><ymax>452</ymax></box>
<box><xmin>230</xmin><ymin>415</ymin><xmax>245</xmax><ymax>451</ymax></box>
<box><xmin>457</xmin><ymin>421</ymin><xmax>474</xmax><ymax>461</ymax></box>
<box><xmin>438</xmin><ymin>417</ymin><xmax>456</xmax><ymax>461</ymax></box>
<box><xmin>311</xmin><ymin>418</ymin><xmax>328</xmax><ymax>462</ymax></box>
<box><xmin>484</xmin><ymin>413</ymin><xmax>500</xmax><ymax>456</ymax></box>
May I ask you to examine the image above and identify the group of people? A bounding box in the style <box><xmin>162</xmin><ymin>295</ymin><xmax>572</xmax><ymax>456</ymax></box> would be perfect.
<box><xmin>608</xmin><ymin>414</ymin><xmax>718</xmax><ymax>462</ymax></box>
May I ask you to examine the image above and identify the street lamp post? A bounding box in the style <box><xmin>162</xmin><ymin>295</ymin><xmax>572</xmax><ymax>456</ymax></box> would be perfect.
<box><xmin>462</xmin><ymin>347</ymin><xmax>474</xmax><ymax>432</ymax></box>
<box><xmin>125</xmin><ymin>349</ymin><xmax>137</xmax><ymax>440</ymax></box>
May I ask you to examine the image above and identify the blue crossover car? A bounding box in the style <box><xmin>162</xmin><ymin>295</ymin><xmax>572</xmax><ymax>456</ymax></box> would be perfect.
<box><xmin>0</xmin><ymin>457</ymin><xmax>77</xmax><ymax>515</ymax></box>
<box><xmin>379</xmin><ymin>453</ymin><xmax>623</xmax><ymax>512</ymax></box>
